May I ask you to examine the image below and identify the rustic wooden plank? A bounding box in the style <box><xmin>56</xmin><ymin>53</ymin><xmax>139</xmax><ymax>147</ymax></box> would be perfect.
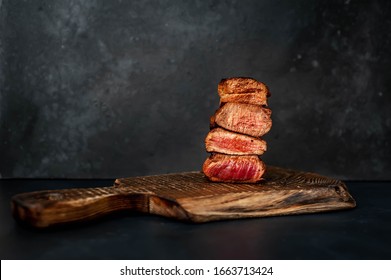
<box><xmin>11</xmin><ymin>166</ymin><xmax>356</xmax><ymax>227</ymax></box>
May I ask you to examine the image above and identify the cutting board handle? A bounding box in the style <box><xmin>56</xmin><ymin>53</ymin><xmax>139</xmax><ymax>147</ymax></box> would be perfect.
<box><xmin>11</xmin><ymin>186</ymin><xmax>148</xmax><ymax>228</ymax></box>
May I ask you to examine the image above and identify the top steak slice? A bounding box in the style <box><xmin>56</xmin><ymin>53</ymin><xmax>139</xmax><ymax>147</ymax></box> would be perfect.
<box><xmin>202</xmin><ymin>153</ymin><xmax>266</xmax><ymax>183</ymax></box>
<box><xmin>212</xmin><ymin>102</ymin><xmax>272</xmax><ymax>137</ymax></box>
<box><xmin>218</xmin><ymin>77</ymin><xmax>270</xmax><ymax>106</ymax></box>
<box><xmin>205</xmin><ymin>128</ymin><xmax>267</xmax><ymax>155</ymax></box>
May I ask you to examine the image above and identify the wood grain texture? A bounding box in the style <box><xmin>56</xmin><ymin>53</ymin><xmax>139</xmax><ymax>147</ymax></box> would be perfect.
<box><xmin>11</xmin><ymin>166</ymin><xmax>356</xmax><ymax>227</ymax></box>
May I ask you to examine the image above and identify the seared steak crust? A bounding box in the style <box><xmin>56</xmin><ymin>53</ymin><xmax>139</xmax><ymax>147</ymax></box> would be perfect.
<box><xmin>218</xmin><ymin>77</ymin><xmax>270</xmax><ymax>106</ymax></box>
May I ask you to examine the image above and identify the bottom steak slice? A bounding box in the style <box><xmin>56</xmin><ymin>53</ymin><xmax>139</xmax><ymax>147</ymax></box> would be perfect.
<box><xmin>202</xmin><ymin>153</ymin><xmax>266</xmax><ymax>183</ymax></box>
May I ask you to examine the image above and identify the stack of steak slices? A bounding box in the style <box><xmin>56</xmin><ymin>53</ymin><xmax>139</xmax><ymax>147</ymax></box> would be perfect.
<box><xmin>203</xmin><ymin>77</ymin><xmax>272</xmax><ymax>183</ymax></box>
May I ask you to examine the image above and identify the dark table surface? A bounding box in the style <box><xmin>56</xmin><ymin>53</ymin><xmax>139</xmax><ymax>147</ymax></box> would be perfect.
<box><xmin>0</xmin><ymin>178</ymin><xmax>390</xmax><ymax>260</ymax></box>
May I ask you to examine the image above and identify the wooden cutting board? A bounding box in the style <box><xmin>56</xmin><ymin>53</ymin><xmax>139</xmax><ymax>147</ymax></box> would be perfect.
<box><xmin>11</xmin><ymin>166</ymin><xmax>356</xmax><ymax>228</ymax></box>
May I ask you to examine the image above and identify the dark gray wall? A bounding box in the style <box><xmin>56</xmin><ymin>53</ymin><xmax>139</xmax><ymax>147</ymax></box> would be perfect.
<box><xmin>1</xmin><ymin>0</ymin><xmax>390</xmax><ymax>179</ymax></box>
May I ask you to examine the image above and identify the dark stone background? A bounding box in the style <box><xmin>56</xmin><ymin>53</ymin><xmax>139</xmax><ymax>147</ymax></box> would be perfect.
<box><xmin>0</xmin><ymin>0</ymin><xmax>390</xmax><ymax>179</ymax></box>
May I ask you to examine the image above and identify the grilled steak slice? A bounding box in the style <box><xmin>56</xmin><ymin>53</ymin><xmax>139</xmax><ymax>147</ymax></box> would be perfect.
<box><xmin>218</xmin><ymin>77</ymin><xmax>269</xmax><ymax>106</ymax></box>
<box><xmin>212</xmin><ymin>103</ymin><xmax>272</xmax><ymax>137</ymax></box>
<box><xmin>205</xmin><ymin>128</ymin><xmax>267</xmax><ymax>155</ymax></box>
<box><xmin>203</xmin><ymin>153</ymin><xmax>266</xmax><ymax>183</ymax></box>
